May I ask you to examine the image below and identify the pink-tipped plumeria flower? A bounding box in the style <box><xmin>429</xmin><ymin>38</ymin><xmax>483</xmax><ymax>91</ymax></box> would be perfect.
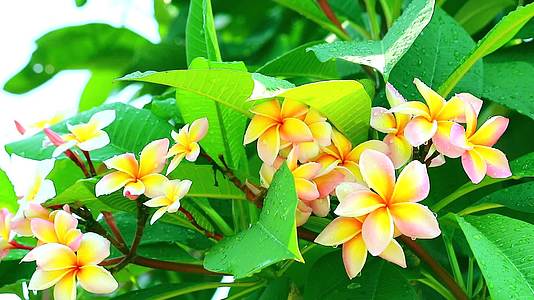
<box><xmin>450</xmin><ymin>100</ymin><xmax>511</xmax><ymax>184</ymax></box>
<box><xmin>315</xmin><ymin>130</ymin><xmax>389</xmax><ymax>183</ymax></box>
<box><xmin>30</xmin><ymin>210</ymin><xmax>82</xmax><ymax>251</ymax></box>
<box><xmin>370</xmin><ymin>83</ymin><xmax>413</xmax><ymax>168</ymax></box>
<box><xmin>292</xmin><ymin>109</ymin><xmax>332</xmax><ymax>162</ymax></box>
<box><xmin>0</xmin><ymin>209</ymin><xmax>14</xmax><ymax>260</ymax></box>
<box><xmin>144</xmin><ymin>179</ymin><xmax>192</xmax><ymax>224</ymax></box>
<box><xmin>22</xmin><ymin>233</ymin><xmax>118</xmax><ymax>300</ymax></box>
<box><xmin>52</xmin><ymin>110</ymin><xmax>115</xmax><ymax>157</ymax></box>
<box><xmin>390</xmin><ymin>79</ymin><xmax>482</xmax><ymax>157</ymax></box>
<box><xmin>14</xmin><ymin>113</ymin><xmax>64</xmax><ymax>136</ymax></box>
<box><xmin>166</xmin><ymin>118</ymin><xmax>209</xmax><ymax>175</ymax></box>
<box><xmin>244</xmin><ymin>99</ymin><xmax>314</xmax><ymax>165</ymax></box>
<box><xmin>95</xmin><ymin>139</ymin><xmax>169</xmax><ymax>200</ymax></box>
<box><xmin>315</xmin><ymin>216</ymin><xmax>406</xmax><ymax>279</ymax></box>
<box><xmin>11</xmin><ymin>203</ymin><xmax>50</xmax><ymax>237</ymax></box>
<box><xmin>334</xmin><ymin>150</ymin><xmax>440</xmax><ymax>256</ymax></box>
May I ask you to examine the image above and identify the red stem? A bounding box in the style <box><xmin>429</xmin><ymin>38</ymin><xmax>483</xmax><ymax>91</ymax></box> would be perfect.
<box><xmin>317</xmin><ymin>0</ymin><xmax>348</xmax><ymax>36</ymax></box>
<box><xmin>82</xmin><ymin>150</ymin><xmax>97</xmax><ymax>177</ymax></box>
<box><xmin>9</xmin><ymin>241</ymin><xmax>34</xmax><ymax>251</ymax></box>
<box><xmin>102</xmin><ymin>212</ymin><xmax>127</xmax><ymax>246</ymax></box>
<box><xmin>179</xmin><ymin>207</ymin><xmax>222</xmax><ymax>240</ymax></box>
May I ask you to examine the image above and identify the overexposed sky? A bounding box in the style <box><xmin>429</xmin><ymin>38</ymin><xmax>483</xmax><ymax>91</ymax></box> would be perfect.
<box><xmin>0</xmin><ymin>0</ymin><xmax>160</xmax><ymax>169</ymax></box>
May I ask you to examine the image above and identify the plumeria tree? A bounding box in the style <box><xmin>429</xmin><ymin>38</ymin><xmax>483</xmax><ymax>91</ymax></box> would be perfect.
<box><xmin>1</xmin><ymin>0</ymin><xmax>534</xmax><ymax>299</ymax></box>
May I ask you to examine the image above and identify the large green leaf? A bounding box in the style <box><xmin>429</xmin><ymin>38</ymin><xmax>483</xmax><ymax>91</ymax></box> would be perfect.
<box><xmin>78</xmin><ymin>69</ymin><xmax>121</xmax><ymax>112</ymax></box>
<box><xmin>274</xmin><ymin>0</ymin><xmax>349</xmax><ymax>40</ymax></box>
<box><xmin>256</xmin><ymin>41</ymin><xmax>359</xmax><ymax>80</ymax></box>
<box><xmin>308</xmin><ymin>0</ymin><xmax>435</xmax><ymax>80</ymax></box>
<box><xmin>277</xmin><ymin>80</ymin><xmax>371</xmax><ymax>145</ymax></box>
<box><xmin>389</xmin><ymin>8</ymin><xmax>483</xmax><ymax>100</ymax></box>
<box><xmin>5</xmin><ymin>103</ymin><xmax>173</xmax><ymax>161</ymax></box>
<box><xmin>454</xmin><ymin>0</ymin><xmax>515</xmax><ymax>35</ymax></box>
<box><xmin>203</xmin><ymin>163</ymin><xmax>303</xmax><ymax>278</ymax></box>
<box><xmin>474</xmin><ymin>181</ymin><xmax>534</xmax><ymax>213</ymax></box>
<box><xmin>304</xmin><ymin>253</ymin><xmax>417</xmax><ymax>300</ymax></box>
<box><xmin>456</xmin><ymin>214</ymin><xmax>534</xmax><ymax>299</ymax></box>
<box><xmin>439</xmin><ymin>2</ymin><xmax>534</xmax><ymax>96</ymax></box>
<box><xmin>482</xmin><ymin>43</ymin><xmax>534</xmax><ymax>120</ymax></box>
<box><xmin>0</xmin><ymin>168</ymin><xmax>18</xmax><ymax>213</ymax></box>
<box><xmin>186</xmin><ymin>0</ymin><xmax>221</xmax><ymax>64</ymax></box>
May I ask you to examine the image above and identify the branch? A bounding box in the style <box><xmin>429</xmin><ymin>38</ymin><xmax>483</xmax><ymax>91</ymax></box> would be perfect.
<box><xmin>133</xmin><ymin>256</ymin><xmax>224</xmax><ymax>275</ymax></box>
<box><xmin>179</xmin><ymin>207</ymin><xmax>223</xmax><ymax>241</ymax></box>
<box><xmin>113</xmin><ymin>202</ymin><xmax>149</xmax><ymax>272</ymax></box>
<box><xmin>82</xmin><ymin>150</ymin><xmax>97</xmax><ymax>177</ymax></box>
<box><xmin>400</xmin><ymin>236</ymin><xmax>468</xmax><ymax>300</ymax></box>
<box><xmin>9</xmin><ymin>241</ymin><xmax>34</xmax><ymax>251</ymax></box>
<box><xmin>317</xmin><ymin>0</ymin><xmax>348</xmax><ymax>38</ymax></box>
<box><xmin>102</xmin><ymin>211</ymin><xmax>127</xmax><ymax>246</ymax></box>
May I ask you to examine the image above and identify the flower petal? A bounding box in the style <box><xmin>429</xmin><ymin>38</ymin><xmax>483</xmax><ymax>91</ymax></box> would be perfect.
<box><xmin>281</xmin><ymin>99</ymin><xmax>308</xmax><ymax>118</ymax></box>
<box><xmin>433</xmin><ymin>121</ymin><xmax>465</xmax><ymax>158</ymax></box>
<box><xmin>77</xmin><ymin>131</ymin><xmax>110</xmax><ymax>151</ymax></box>
<box><xmin>77</xmin><ymin>266</ymin><xmax>118</xmax><ymax>294</ymax></box>
<box><xmin>243</xmin><ymin>115</ymin><xmax>278</xmax><ymax>144</ymax></box>
<box><xmin>383</xmin><ymin>134</ymin><xmax>412</xmax><ymax>169</ymax></box>
<box><xmin>295</xmin><ymin>178</ymin><xmax>320</xmax><ymax>201</ymax></box>
<box><xmin>371</xmin><ymin>107</ymin><xmax>397</xmax><ymax>133</ymax></box>
<box><xmin>90</xmin><ymin>110</ymin><xmax>116</xmax><ymax>129</ymax></box>
<box><xmin>77</xmin><ymin>232</ymin><xmax>110</xmax><ymax>266</ymax></box>
<box><xmin>362</xmin><ymin>207</ymin><xmax>393</xmax><ymax>256</ymax></box>
<box><xmin>314</xmin><ymin>170</ymin><xmax>345</xmax><ymax>198</ymax></box>
<box><xmin>334</xmin><ymin>190</ymin><xmax>385</xmax><ymax>217</ymax></box>
<box><xmin>389</xmin><ymin>202</ymin><xmax>441</xmax><ymax>239</ymax></box>
<box><xmin>280</xmin><ymin>118</ymin><xmax>313</xmax><ymax>143</ymax></box>
<box><xmin>293</xmin><ymin>162</ymin><xmax>322</xmax><ymax>180</ymax></box>
<box><xmin>449</xmin><ymin>123</ymin><xmax>471</xmax><ymax>151</ymax></box>
<box><xmin>331</xmin><ymin>130</ymin><xmax>352</xmax><ymax>157</ymax></box>
<box><xmin>314</xmin><ymin>217</ymin><xmax>362</xmax><ymax>246</ymax></box>
<box><xmin>404</xmin><ymin>117</ymin><xmax>438</xmax><ymax>147</ymax></box>
<box><xmin>294</xmin><ymin>142</ymin><xmax>320</xmax><ymax>162</ymax></box>
<box><xmin>139</xmin><ymin>138</ymin><xmax>169</xmax><ymax>177</ymax></box>
<box><xmin>189</xmin><ymin>117</ymin><xmax>209</xmax><ymax>142</ymax></box>
<box><xmin>31</xmin><ymin>219</ymin><xmax>58</xmax><ymax>244</ymax></box>
<box><xmin>346</xmin><ymin>140</ymin><xmax>389</xmax><ymax>163</ymax></box>
<box><xmin>391</xmin><ymin>160</ymin><xmax>429</xmax><ymax>203</ymax></box>
<box><xmin>342</xmin><ymin>235</ymin><xmax>368</xmax><ymax>279</ymax></box>
<box><xmin>310</xmin><ymin>197</ymin><xmax>330</xmax><ymax>217</ymax></box>
<box><xmin>95</xmin><ymin>171</ymin><xmax>133</xmax><ymax>196</ymax></box>
<box><xmin>455</xmin><ymin>93</ymin><xmax>483</xmax><ymax>122</ymax></box>
<box><xmin>53</xmin><ymin>211</ymin><xmax>78</xmax><ymax>244</ymax></box>
<box><xmin>461</xmin><ymin>150</ymin><xmax>487</xmax><ymax>184</ymax></box>
<box><xmin>436</xmin><ymin>96</ymin><xmax>465</xmax><ymax>121</ymax></box>
<box><xmin>185</xmin><ymin>142</ymin><xmax>200</xmax><ymax>162</ymax></box>
<box><xmin>335</xmin><ymin>182</ymin><xmax>369</xmax><ymax>201</ymax></box>
<box><xmin>475</xmin><ymin>146</ymin><xmax>512</xmax><ymax>179</ymax></box>
<box><xmin>53</xmin><ymin>271</ymin><xmax>77</xmax><ymax>300</ymax></box>
<box><xmin>166</xmin><ymin>153</ymin><xmax>185</xmax><ymax>175</ymax></box>
<box><xmin>385</xmin><ymin>82</ymin><xmax>406</xmax><ymax>107</ymax></box>
<box><xmin>250</xmin><ymin>99</ymin><xmax>281</xmax><ymax>120</ymax></box>
<box><xmin>103</xmin><ymin>154</ymin><xmax>138</xmax><ymax>177</ymax></box>
<box><xmin>150</xmin><ymin>207</ymin><xmax>169</xmax><ymax>225</ymax></box>
<box><xmin>257</xmin><ymin>125</ymin><xmax>281</xmax><ymax>166</ymax></box>
<box><xmin>23</xmin><ymin>243</ymin><xmax>76</xmax><ymax>270</ymax></box>
<box><xmin>296</xmin><ymin>201</ymin><xmax>312</xmax><ymax>227</ymax></box>
<box><xmin>309</xmin><ymin>122</ymin><xmax>332</xmax><ymax>146</ymax></box>
<box><xmin>378</xmin><ymin>239</ymin><xmax>406</xmax><ymax>268</ymax></box>
<box><xmin>470</xmin><ymin>116</ymin><xmax>509</xmax><ymax>147</ymax></box>
<box><xmin>144</xmin><ymin>196</ymin><xmax>170</xmax><ymax>208</ymax></box>
<box><xmin>389</xmin><ymin>101</ymin><xmax>431</xmax><ymax>119</ymax></box>
<box><xmin>413</xmin><ymin>78</ymin><xmax>445</xmax><ymax>118</ymax></box>
<box><xmin>28</xmin><ymin>269</ymin><xmax>72</xmax><ymax>291</ymax></box>
<box><xmin>359</xmin><ymin>150</ymin><xmax>395</xmax><ymax>200</ymax></box>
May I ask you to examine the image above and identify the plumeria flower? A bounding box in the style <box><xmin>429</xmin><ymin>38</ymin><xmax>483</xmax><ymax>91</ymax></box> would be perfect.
<box><xmin>450</xmin><ymin>100</ymin><xmax>511</xmax><ymax>184</ymax></box>
<box><xmin>315</xmin><ymin>130</ymin><xmax>389</xmax><ymax>183</ymax></box>
<box><xmin>0</xmin><ymin>209</ymin><xmax>14</xmax><ymax>260</ymax></box>
<box><xmin>334</xmin><ymin>150</ymin><xmax>440</xmax><ymax>256</ymax></box>
<box><xmin>11</xmin><ymin>203</ymin><xmax>50</xmax><ymax>237</ymax></box>
<box><xmin>292</xmin><ymin>109</ymin><xmax>332</xmax><ymax>162</ymax></box>
<box><xmin>166</xmin><ymin>118</ymin><xmax>209</xmax><ymax>175</ymax></box>
<box><xmin>14</xmin><ymin>113</ymin><xmax>64</xmax><ymax>135</ymax></box>
<box><xmin>370</xmin><ymin>83</ymin><xmax>413</xmax><ymax>168</ymax></box>
<box><xmin>30</xmin><ymin>210</ymin><xmax>82</xmax><ymax>251</ymax></box>
<box><xmin>22</xmin><ymin>233</ymin><xmax>118</xmax><ymax>300</ymax></box>
<box><xmin>9</xmin><ymin>155</ymin><xmax>55</xmax><ymax>207</ymax></box>
<box><xmin>52</xmin><ymin>110</ymin><xmax>115</xmax><ymax>157</ymax></box>
<box><xmin>390</xmin><ymin>79</ymin><xmax>482</xmax><ymax>157</ymax></box>
<box><xmin>244</xmin><ymin>99</ymin><xmax>314</xmax><ymax>165</ymax></box>
<box><xmin>95</xmin><ymin>139</ymin><xmax>169</xmax><ymax>200</ymax></box>
<box><xmin>315</xmin><ymin>216</ymin><xmax>406</xmax><ymax>279</ymax></box>
<box><xmin>144</xmin><ymin>179</ymin><xmax>192</xmax><ymax>224</ymax></box>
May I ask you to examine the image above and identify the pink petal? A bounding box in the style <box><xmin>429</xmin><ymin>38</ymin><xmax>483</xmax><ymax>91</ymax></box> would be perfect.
<box><xmin>257</xmin><ymin>125</ymin><xmax>281</xmax><ymax>166</ymax></box>
<box><xmin>359</xmin><ymin>150</ymin><xmax>395</xmax><ymax>200</ymax></box>
<box><xmin>314</xmin><ymin>217</ymin><xmax>362</xmax><ymax>246</ymax></box>
<box><xmin>189</xmin><ymin>117</ymin><xmax>209</xmax><ymax>142</ymax></box>
<box><xmin>342</xmin><ymin>235</ymin><xmax>368</xmax><ymax>279</ymax></box>
<box><xmin>454</xmin><ymin>93</ymin><xmax>483</xmax><ymax>122</ymax></box>
<box><xmin>391</xmin><ymin>160</ymin><xmax>429</xmax><ymax>203</ymax></box>
<box><xmin>404</xmin><ymin>117</ymin><xmax>438</xmax><ymax>147</ymax></box>
<box><xmin>385</xmin><ymin>82</ymin><xmax>406</xmax><ymax>107</ymax></box>
<box><xmin>461</xmin><ymin>150</ymin><xmax>487</xmax><ymax>184</ymax></box>
<box><xmin>334</xmin><ymin>190</ymin><xmax>385</xmax><ymax>217</ymax></box>
<box><xmin>383</xmin><ymin>134</ymin><xmax>412</xmax><ymax>169</ymax></box>
<box><xmin>475</xmin><ymin>146</ymin><xmax>512</xmax><ymax>179</ymax></box>
<box><xmin>470</xmin><ymin>116</ymin><xmax>509</xmax><ymax>147</ymax></box>
<box><xmin>389</xmin><ymin>202</ymin><xmax>441</xmax><ymax>239</ymax></box>
<box><xmin>362</xmin><ymin>207</ymin><xmax>394</xmax><ymax>256</ymax></box>
<box><xmin>371</xmin><ymin>107</ymin><xmax>397</xmax><ymax>133</ymax></box>
<box><xmin>378</xmin><ymin>239</ymin><xmax>406</xmax><ymax>268</ymax></box>
<box><xmin>310</xmin><ymin>197</ymin><xmax>330</xmax><ymax>217</ymax></box>
<box><xmin>433</xmin><ymin>121</ymin><xmax>465</xmax><ymax>158</ymax></box>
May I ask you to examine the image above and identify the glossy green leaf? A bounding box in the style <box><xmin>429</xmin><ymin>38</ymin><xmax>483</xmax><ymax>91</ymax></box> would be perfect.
<box><xmin>456</xmin><ymin>214</ymin><xmax>534</xmax><ymax>299</ymax></box>
<box><xmin>278</xmin><ymin>80</ymin><xmax>371</xmax><ymax>145</ymax></box>
<box><xmin>474</xmin><ymin>181</ymin><xmax>534</xmax><ymax>213</ymax></box>
<box><xmin>203</xmin><ymin>163</ymin><xmax>303</xmax><ymax>278</ymax></box>
<box><xmin>389</xmin><ymin>8</ymin><xmax>483</xmax><ymax>100</ymax></box>
<box><xmin>46</xmin><ymin>159</ymin><xmax>85</xmax><ymax>194</ymax></box>
<box><xmin>186</xmin><ymin>0</ymin><xmax>221</xmax><ymax>64</ymax></box>
<box><xmin>0</xmin><ymin>168</ymin><xmax>17</xmax><ymax>213</ymax></box>
<box><xmin>454</xmin><ymin>0</ymin><xmax>515</xmax><ymax>35</ymax></box>
<box><xmin>482</xmin><ymin>43</ymin><xmax>534</xmax><ymax>120</ymax></box>
<box><xmin>308</xmin><ymin>0</ymin><xmax>435</xmax><ymax>80</ymax></box>
<box><xmin>439</xmin><ymin>2</ymin><xmax>534</xmax><ymax>96</ymax></box>
<box><xmin>5</xmin><ymin>103</ymin><xmax>173</xmax><ymax>161</ymax></box>
<box><xmin>274</xmin><ymin>0</ymin><xmax>349</xmax><ymax>40</ymax></box>
<box><xmin>257</xmin><ymin>41</ymin><xmax>359</xmax><ymax>80</ymax></box>
<box><xmin>78</xmin><ymin>69</ymin><xmax>120</xmax><ymax>112</ymax></box>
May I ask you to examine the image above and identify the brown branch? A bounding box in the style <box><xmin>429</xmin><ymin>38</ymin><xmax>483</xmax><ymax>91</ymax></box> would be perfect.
<box><xmin>82</xmin><ymin>150</ymin><xmax>97</xmax><ymax>177</ymax></box>
<box><xmin>317</xmin><ymin>0</ymin><xmax>348</xmax><ymax>37</ymax></box>
<box><xmin>179</xmin><ymin>207</ymin><xmax>223</xmax><ymax>241</ymax></box>
<box><xmin>132</xmin><ymin>256</ymin><xmax>224</xmax><ymax>275</ymax></box>
<box><xmin>112</xmin><ymin>202</ymin><xmax>149</xmax><ymax>272</ymax></box>
<box><xmin>297</xmin><ymin>227</ymin><xmax>319</xmax><ymax>242</ymax></box>
<box><xmin>400</xmin><ymin>236</ymin><xmax>468</xmax><ymax>300</ymax></box>
<box><xmin>102</xmin><ymin>212</ymin><xmax>127</xmax><ymax>248</ymax></box>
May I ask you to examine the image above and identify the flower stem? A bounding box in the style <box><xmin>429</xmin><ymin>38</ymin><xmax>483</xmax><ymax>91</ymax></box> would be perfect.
<box><xmin>179</xmin><ymin>207</ymin><xmax>222</xmax><ymax>240</ymax></box>
<box><xmin>112</xmin><ymin>201</ymin><xmax>149</xmax><ymax>272</ymax></box>
<box><xmin>82</xmin><ymin>150</ymin><xmax>97</xmax><ymax>177</ymax></box>
<box><xmin>102</xmin><ymin>211</ymin><xmax>127</xmax><ymax>247</ymax></box>
<box><xmin>66</xmin><ymin>150</ymin><xmax>90</xmax><ymax>178</ymax></box>
<box><xmin>317</xmin><ymin>0</ymin><xmax>349</xmax><ymax>40</ymax></box>
<box><xmin>9</xmin><ymin>241</ymin><xmax>34</xmax><ymax>251</ymax></box>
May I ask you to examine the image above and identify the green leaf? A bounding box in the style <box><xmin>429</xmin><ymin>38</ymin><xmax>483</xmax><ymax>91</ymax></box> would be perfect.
<box><xmin>389</xmin><ymin>7</ymin><xmax>483</xmax><ymax>100</ymax></box>
<box><xmin>5</xmin><ymin>103</ymin><xmax>173</xmax><ymax>161</ymax></box>
<box><xmin>256</xmin><ymin>41</ymin><xmax>359</xmax><ymax>80</ymax></box>
<box><xmin>78</xmin><ymin>69</ymin><xmax>121</xmax><ymax>112</ymax></box>
<box><xmin>47</xmin><ymin>159</ymin><xmax>85</xmax><ymax>194</ymax></box>
<box><xmin>456</xmin><ymin>214</ymin><xmax>534</xmax><ymax>299</ymax></box>
<box><xmin>308</xmin><ymin>0</ymin><xmax>435</xmax><ymax>80</ymax></box>
<box><xmin>482</xmin><ymin>43</ymin><xmax>534</xmax><ymax>120</ymax></box>
<box><xmin>277</xmin><ymin>80</ymin><xmax>371</xmax><ymax>145</ymax></box>
<box><xmin>304</xmin><ymin>253</ymin><xmax>417</xmax><ymax>299</ymax></box>
<box><xmin>439</xmin><ymin>2</ymin><xmax>534</xmax><ymax>96</ymax></box>
<box><xmin>203</xmin><ymin>163</ymin><xmax>303</xmax><ymax>278</ymax></box>
<box><xmin>186</xmin><ymin>0</ymin><xmax>221</xmax><ymax>64</ymax></box>
<box><xmin>0</xmin><ymin>168</ymin><xmax>17</xmax><ymax>213</ymax></box>
<box><xmin>274</xmin><ymin>0</ymin><xmax>349</xmax><ymax>40</ymax></box>
<box><xmin>454</xmin><ymin>0</ymin><xmax>515</xmax><ymax>35</ymax></box>
<box><xmin>3</xmin><ymin>24</ymin><xmax>151</xmax><ymax>94</ymax></box>
<box><xmin>474</xmin><ymin>181</ymin><xmax>534</xmax><ymax>213</ymax></box>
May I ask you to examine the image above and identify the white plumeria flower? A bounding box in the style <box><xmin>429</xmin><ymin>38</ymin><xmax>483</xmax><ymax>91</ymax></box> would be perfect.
<box><xmin>53</xmin><ymin>110</ymin><xmax>115</xmax><ymax>157</ymax></box>
<box><xmin>144</xmin><ymin>179</ymin><xmax>192</xmax><ymax>225</ymax></box>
